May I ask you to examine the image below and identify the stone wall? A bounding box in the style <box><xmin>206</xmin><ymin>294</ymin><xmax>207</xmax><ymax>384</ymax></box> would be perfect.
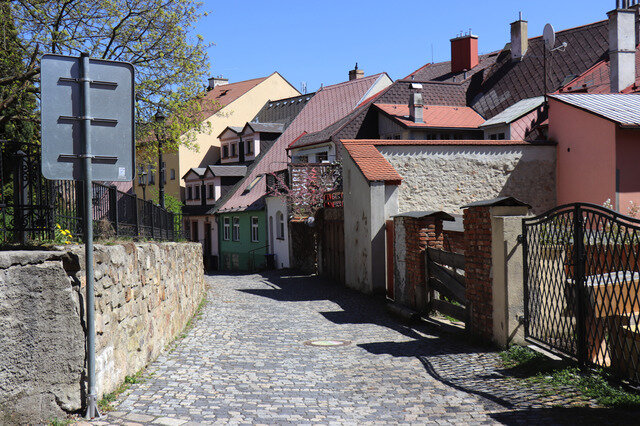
<box><xmin>0</xmin><ymin>242</ymin><xmax>204</xmax><ymax>423</ymax></box>
<box><xmin>379</xmin><ymin>145</ymin><xmax>556</xmax><ymax>214</ymax></box>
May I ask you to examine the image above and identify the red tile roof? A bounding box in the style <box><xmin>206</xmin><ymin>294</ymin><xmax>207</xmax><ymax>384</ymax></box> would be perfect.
<box><xmin>557</xmin><ymin>44</ymin><xmax>640</xmax><ymax>94</ymax></box>
<box><xmin>215</xmin><ymin>74</ymin><xmax>389</xmax><ymax>212</ymax></box>
<box><xmin>342</xmin><ymin>139</ymin><xmax>551</xmax><ymax>183</ymax></box>
<box><xmin>374</xmin><ymin>103</ymin><xmax>485</xmax><ymax>128</ymax></box>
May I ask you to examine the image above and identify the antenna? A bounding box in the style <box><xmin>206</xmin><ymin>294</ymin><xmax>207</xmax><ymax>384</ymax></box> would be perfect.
<box><xmin>300</xmin><ymin>81</ymin><xmax>307</xmax><ymax>94</ymax></box>
<box><xmin>543</xmin><ymin>23</ymin><xmax>556</xmax><ymax>52</ymax></box>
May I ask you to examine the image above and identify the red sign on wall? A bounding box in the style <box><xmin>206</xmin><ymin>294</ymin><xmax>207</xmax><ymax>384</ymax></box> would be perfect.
<box><xmin>324</xmin><ymin>191</ymin><xmax>343</xmax><ymax>209</ymax></box>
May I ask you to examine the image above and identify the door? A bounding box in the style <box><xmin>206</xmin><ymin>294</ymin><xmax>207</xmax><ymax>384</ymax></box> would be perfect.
<box><xmin>204</xmin><ymin>222</ymin><xmax>211</xmax><ymax>271</ymax></box>
<box><xmin>321</xmin><ymin>208</ymin><xmax>345</xmax><ymax>285</ymax></box>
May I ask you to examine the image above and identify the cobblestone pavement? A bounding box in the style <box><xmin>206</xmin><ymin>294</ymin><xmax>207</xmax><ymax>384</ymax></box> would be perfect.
<box><xmin>85</xmin><ymin>272</ymin><xmax>639</xmax><ymax>425</ymax></box>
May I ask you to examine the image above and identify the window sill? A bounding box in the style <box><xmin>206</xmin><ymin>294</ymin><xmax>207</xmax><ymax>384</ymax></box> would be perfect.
<box><xmin>276</xmin><ymin>237</ymin><xmax>285</xmax><ymax>241</ymax></box>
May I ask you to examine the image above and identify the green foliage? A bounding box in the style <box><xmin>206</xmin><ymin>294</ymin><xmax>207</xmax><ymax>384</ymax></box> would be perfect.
<box><xmin>149</xmin><ymin>187</ymin><xmax>183</xmax><ymax>214</ymax></box>
<box><xmin>53</xmin><ymin>223</ymin><xmax>74</xmax><ymax>244</ymax></box>
<box><xmin>499</xmin><ymin>345</ymin><xmax>640</xmax><ymax>408</ymax></box>
<box><xmin>8</xmin><ymin>0</ymin><xmax>214</xmax><ymax>155</ymax></box>
<box><xmin>0</xmin><ymin>3</ymin><xmax>38</xmax><ymax>142</ymax></box>
<box><xmin>98</xmin><ymin>370</ymin><xmax>146</xmax><ymax>412</ymax></box>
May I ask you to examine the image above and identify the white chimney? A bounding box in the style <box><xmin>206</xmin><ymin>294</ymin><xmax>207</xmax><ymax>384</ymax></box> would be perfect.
<box><xmin>208</xmin><ymin>76</ymin><xmax>229</xmax><ymax>90</ymax></box>
<box><xmin>510</xmin><ymin>12</ymin><xmax>528</xmax><ymax>61</ymax></box>
<box><xmin>608</xmin><ymin>3</ymin><xmax>636</xmax><ymax>92</ymax></box>
<box><xmin>409</xmin><ymin>91</ymin><xmax>424</xmax><ymax>123</ymax></box>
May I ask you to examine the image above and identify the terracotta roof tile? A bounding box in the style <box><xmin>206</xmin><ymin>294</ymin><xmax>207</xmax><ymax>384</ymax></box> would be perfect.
<box><xmin>374</xmin><ymin>103</ymin><xmax>485</xmax><ymax>128</ymax></box>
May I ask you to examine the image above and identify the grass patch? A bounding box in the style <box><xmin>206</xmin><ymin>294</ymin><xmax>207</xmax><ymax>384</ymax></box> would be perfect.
<box><xmin>499</xmin><ymin>345</ymin><xmax>640</xmax><ymax>408</ymax></box>
<box><xmin>49</xmin><ymin>418</ymin><xmax>74</xmax><ymax>426</ymax></box>
<box><xmin>97</xmin><ymin>369</ymin><xmax>145</xmax><ymax>412</ymax></box>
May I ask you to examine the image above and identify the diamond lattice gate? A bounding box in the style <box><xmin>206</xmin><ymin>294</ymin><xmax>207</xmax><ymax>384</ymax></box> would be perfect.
<box><xmin>523</xmin><ymin>203</ymin><xmax>640</xmax><ymax>383</ymax></box>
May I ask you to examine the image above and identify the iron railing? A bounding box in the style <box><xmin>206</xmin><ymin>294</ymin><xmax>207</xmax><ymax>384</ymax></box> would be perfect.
<box><xmin>523</xmin><ymin>202</ymin><xmax>640</xmax><ymax>383</ymax></box>
<box><xmin>1</xmin><ymin>141</ymin><xmax>185</xmax><ymax>244</ymax></box>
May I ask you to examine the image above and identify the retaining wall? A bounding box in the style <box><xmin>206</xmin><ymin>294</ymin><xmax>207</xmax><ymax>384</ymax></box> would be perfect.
<box><xmin>0</xmin><ymin>242</ymin><xmax>204</xmax><ymax>424</ymax></box>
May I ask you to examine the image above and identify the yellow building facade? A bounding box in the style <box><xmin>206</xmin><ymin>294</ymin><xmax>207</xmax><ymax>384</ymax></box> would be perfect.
<box><xmin>134</xmin><ymin>72</ymin><xmax>299</xmax><ymax>201</ymax></box>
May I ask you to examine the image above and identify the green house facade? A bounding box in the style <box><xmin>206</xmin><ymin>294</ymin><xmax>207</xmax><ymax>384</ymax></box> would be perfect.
<box><xmin>217</xmin><ymin>210</ymin><xmax>268</xmax><ymax>271</ymax></box>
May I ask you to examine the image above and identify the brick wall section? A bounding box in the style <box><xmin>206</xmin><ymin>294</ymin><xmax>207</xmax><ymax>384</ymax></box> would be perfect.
<box><xmin>443</xmin><ymin>230</ymin><xmax>465</xmax><ymax>254</ymax></box>
<box><xmin>404</xmin><ymin>216</ymin><xmax>444</xmax><ymax>310</ymax></box>
<box><xmin>463</xmin><ymin>206</ymin><xmax>493</xmax><ymax>339</ymax></box>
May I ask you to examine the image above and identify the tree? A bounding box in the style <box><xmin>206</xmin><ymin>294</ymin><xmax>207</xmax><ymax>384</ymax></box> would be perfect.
<box><xmin>0</xmin><ymin>1</ymin><xmax>38</xmax><ymax>142</ymax></box>
<box><xmin>7</xmin><ymin>0</ymin><xmax>214</xmax><ymax>158</ymax></box>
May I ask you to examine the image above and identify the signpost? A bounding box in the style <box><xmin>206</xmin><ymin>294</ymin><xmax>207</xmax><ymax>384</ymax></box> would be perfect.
<box><xmin>41</xmin><ymin>53</ymin><xmax>134</xmax><ymax>419</ymax></box>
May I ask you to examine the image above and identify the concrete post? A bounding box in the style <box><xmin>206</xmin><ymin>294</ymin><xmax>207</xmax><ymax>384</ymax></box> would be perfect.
<box><xmin>490</xmin><ymin>206</ymin><xmax>530</xmax><ymax>347</ymax></box>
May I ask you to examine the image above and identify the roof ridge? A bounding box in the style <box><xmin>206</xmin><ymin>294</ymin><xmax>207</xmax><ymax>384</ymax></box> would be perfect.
<box><xmin>528</xmin><ymin>19</ymin><xmax>607</xmax><ymax>41</ymax></box>
<box><xmin>319</xmin><ymin>73</ymin><xmax>385</xmax><ymax>91</ymax></box>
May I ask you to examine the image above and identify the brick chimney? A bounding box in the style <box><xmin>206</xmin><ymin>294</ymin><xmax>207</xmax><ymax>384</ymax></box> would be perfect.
<box><xmin>208</xmin><ymin>76</ymin><xmax>229</xmax><ymax>90</ymax></box>
<box><xmin>450</xmin><ymin>33</ymin><xmax>479</xmax><ymax>74</ymax></box>
<box><xmin>409</xmin><ymin>91</ymin><xmax>424</xmax><ymax>123</ymax></box>
<box><xmin>349</xmin><ymin>63</ymin><xmax>364</xmax><ymax>81</ymax></box>
<box><xmin>608</xmin><ymin>1</ymin><xmax>637</xmax><ymax>92</ymax></box>
<box><xmin>511</xmin><ymin>12</ymin><xmax>528</xmax><ymax>61</ymax></box>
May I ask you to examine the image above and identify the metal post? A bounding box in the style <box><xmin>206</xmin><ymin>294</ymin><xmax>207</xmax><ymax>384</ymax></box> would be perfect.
<box><xmin>80</xmin><ymin>52</ymin><xmax>100</xmax><ymax>419</ymax></box>
<box><xmin>158</xmin><ymin>142</ymin><xmax>165</xmax><ymax>209</ymax></box>
<box><xmin>109</xmin><ymin>185</ymin><xmax>119</xmax><ymax>237</ymax></box>
<box><xmin>573</xmin><ymin>204</ymin><xmax>587</xmax><ymax>366</ymax></box>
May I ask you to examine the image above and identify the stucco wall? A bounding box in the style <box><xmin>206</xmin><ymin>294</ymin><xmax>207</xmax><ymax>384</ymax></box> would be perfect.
<box><xmin>378</xmin><ymin>145</ymin><xmax>556</xmax><ymax>214</ymax></box>
<box><xmin>218</xmin><ymin>211</ymin><xmax>267</xmax><ymax>271</ymax></box>
<box><xmin>0</xmin><ymin>243</ymin><xmax>205</xmax><ymax>423</ymax></box>
<box><xmin>550</xmin><ymin>98</ymin><xmax>617</xmax><ymax>208</ymax></box>
<box><xmin>616</xmin><ymin>127</ymin><xmax>640</xmax><ymax>212</ymax></box>
<box><xmin>343</xmin><ymin>150</ymin><xmax>373</xmax><ymax>293</ymax></box>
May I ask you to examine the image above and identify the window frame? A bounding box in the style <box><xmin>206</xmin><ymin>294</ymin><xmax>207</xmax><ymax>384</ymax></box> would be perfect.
<box><xmin>223</xmin><ymin>217</ymin><xmax>230</xmax><ymax>241</ymax></box>
<box><xmin>187</xmin><ymin>186</ymin><xmax>193</xmax><ymax>200</ymax></box>
<box><xmin>232</xmin><ymin>217</ymin><xmax>240</xmax><ymax>241</ymax></box>
<box><xmin>222</xmin><ymin>144</ymin><xmax>229</xmax><ymax>158</ymax></box>
<box><xmin>170</xmin><ymin>168</ymin><xmax>176</xmax><ymax>180</ymax></box>
<box><xmin>251</xmin><ymin>216</ymin><xmax>259</xmax><ymax>242</ymax></box>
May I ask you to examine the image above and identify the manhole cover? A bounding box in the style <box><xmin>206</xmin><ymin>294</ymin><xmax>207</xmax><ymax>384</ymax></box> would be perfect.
<box><xmin>303</xmin><ymin>339</ymin><xmax>351</xmax><ymax>347</ymax></box>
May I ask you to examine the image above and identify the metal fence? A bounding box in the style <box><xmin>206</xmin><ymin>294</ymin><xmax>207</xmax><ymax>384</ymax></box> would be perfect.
<box><xmin>1</xmin><ymin>141</ymin><xmax>185</xmax><ymax>244</ymax></box>
<box><xmin>523</xmin><ymin>202</ymin><xmax>640</xmax><ymax>383</ymax></box>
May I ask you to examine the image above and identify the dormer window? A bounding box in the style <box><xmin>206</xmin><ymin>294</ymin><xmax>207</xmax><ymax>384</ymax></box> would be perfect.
<box><xmin>187</xmin><ymin>186</ymin><xmax>193</xmax><ymax>200</ymax></box>
<box><xmin>223</xmin><ymin>145</ymin><xmax>229</xmax><ymax>158</ymax></box>
<box><xmin>194</xmin><ymin>185</ymin><xmax>200</xmax><ymax>200</ymax></box>
<box><xmin>231</xmin><ymin>143</ymin><xmax>237</xmax><ymax>157</ymax></box>
<box><xmin>246</xmin><ymin>140</ymin><xmax>253</xmax><ymax>154</ymax></box>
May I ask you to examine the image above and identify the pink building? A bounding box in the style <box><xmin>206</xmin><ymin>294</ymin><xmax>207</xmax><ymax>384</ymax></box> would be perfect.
<box><xmin>549</xmin><ymin>94</ymin><xmax>640</xmax><ymax>213</ymax></box>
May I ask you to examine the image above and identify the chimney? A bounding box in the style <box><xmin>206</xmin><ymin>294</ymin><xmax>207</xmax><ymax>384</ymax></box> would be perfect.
<box><xmin>608</xmin><ymin>2</ymin><xmax>637</xmax><ymax>92</ymax></box>
<box><xmin>409</xmin><ymin>90</ymin><xmax>424</xmax><ymax>123</ymax></box>
<box><xmin>511</xmin><ymin>12</ymin><xmax>528</xmax><ymax>61</ymax></box>
<box><xmin>349</xmin><ymin>63</ymin><xmax>364</xmax><ymax>81</ymax></box>
<box><xmin>450</xmin><ymin>33</ymin><xmax>479</xmax><ymax>74</ymax></box>
<box><xmin>207</xmin><ymin>76</ymin><xmax>229</xmax><ymax>90</ymax></box>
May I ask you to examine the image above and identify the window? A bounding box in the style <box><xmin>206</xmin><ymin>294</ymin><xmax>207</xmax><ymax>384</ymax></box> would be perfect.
<box><xmin>223</xmin><ymin>145</ymin><xmax>229</xmax><ymax>158</ymax></box>
<box><xmin>232</xmin><ymin>217</ymin><xmax>240</xmax><ymax>241</ymax></box>
<box><xmin>170</xmin><ymin>169</ymin><xmax>176</xmax><ymax>180</ymax></box>
<box><xmin>194</xmin><ymin>185</ymin><xmax>200</xmax><ymax>200</ymax></box>
<box><xmin>148</xmin><ymin>165</ymin><xmax>155</xmax><ymax>184</ymax></box>
<box><xmin>208</xmin><ymin>184</ymin><xmax>214</xmax><ymax>199</ymax></box>
<box><xmin>251</xmin><ymin>217</ymin><xmax>259</xmax><ymax>242</ymax></box>
<box><xmin>276</xmin><ymin>211</ymin><xmax>285</xmax><ymax>239</ymax></box>
<box><xmin>316</xmin><ymin>152</ymin><xmax>328</xmax><ymax>163</ymax></box>
<box><xmin>223</xmin><ymin>217</ymin><xmax>230</xmax><ymax>240</ymax></box>
<box><xmin>246</xmin><ymin>140</ymin><xmax>253</xmax><ymax>154</ymax></box>
<box><xmin>231</xmin><ymin>143</ymin><xmax>237</xmax><ymax>157</ymax></box>
<box><xmin>297</xmin><ymin>155</ymin><xmax>308</xmax><ymax>163</ymax></box>
<box><xmin>187</xmin><ymin>186</ymin><xmax>193</xmax><ymax>200</ymax></box>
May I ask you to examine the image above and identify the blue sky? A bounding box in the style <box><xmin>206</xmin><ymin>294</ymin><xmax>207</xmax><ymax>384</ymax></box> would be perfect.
<box><xmin>196</xmin><ymin>1</ymin><xmax>612</xmax><ymax>93</ymax></box>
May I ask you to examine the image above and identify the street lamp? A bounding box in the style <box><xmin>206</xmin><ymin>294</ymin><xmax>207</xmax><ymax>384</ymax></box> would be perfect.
<box><xmin>139</xmin><ymin>170</ymin><xmax>148</xmax><ymax>201</ymax></box>
<box><xmin>154</xmin><ymin>110</ymin><xmax>166</xmax><ymax>208</ymax></box>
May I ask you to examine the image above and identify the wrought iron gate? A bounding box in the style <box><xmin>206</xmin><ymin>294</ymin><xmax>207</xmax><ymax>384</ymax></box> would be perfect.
<box><xmin>523</xmin><ymin>203</ymin><xmax>640</xmax><ymax>383</ymax></box>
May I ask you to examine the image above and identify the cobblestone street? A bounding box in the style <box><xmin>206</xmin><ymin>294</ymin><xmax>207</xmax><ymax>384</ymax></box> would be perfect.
<box><xmin>93</xmin><ymin>272</ymin><xmax>637</xmax><ymax>425</ymax></box>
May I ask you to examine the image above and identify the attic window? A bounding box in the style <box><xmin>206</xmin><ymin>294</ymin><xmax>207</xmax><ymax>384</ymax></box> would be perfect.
<box><xmin>243</xmin><ymin>175</ymin><xmax>263</xmax><ymax>194</ymax></box>
<box><xmin>220</xmin><ymin>89</ymin><xmax>229</xmax><ymax>96</ymax></box>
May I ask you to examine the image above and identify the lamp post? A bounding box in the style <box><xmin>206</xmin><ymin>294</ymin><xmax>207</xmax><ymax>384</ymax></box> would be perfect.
<box><xmin>139</xmin><ymin>170</ymin><xmax>148</xmax><ymax>201</ymax></box>
<box><xmin>154</xmin><ymin>110</ymin><xmax>165</xmax><ymax>208</ymax></box>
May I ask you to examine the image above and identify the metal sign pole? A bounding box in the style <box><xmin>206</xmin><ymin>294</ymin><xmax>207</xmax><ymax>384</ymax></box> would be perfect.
<box><xmin>80</xmin><ymin>52</ymin><xmax>100</xmax><ymax>419</ymax></box>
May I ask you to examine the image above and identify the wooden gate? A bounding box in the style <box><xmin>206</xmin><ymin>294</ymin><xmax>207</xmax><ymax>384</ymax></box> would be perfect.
<box><xmin>321</xmin><ymin>207</ymin><xmax>345</xmax><ymax>284</ymax></box>
<box><xmin>426</xmin><ymin>247</ymin><xmax>468</xmax><ymax>325</ymax></box>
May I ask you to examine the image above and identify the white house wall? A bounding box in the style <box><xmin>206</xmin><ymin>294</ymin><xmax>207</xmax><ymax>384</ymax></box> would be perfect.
<box><xmin>378</xmin><ymin>145</ymin><xmax>556</xmax><ymax>214</ymax></box>
<box><xmin>342</xmin><ymin>149</ymin><xmax>374</xmax><ymax>293</ymax></box>
<box><xmin>265</xmin><ymin>196</ymin><xmax>290</xmax><ymax>269</ymax></box>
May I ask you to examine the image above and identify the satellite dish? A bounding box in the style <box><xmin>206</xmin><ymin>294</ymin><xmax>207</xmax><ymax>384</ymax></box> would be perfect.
<box><xmin>543</xmin><ymin>23</ymin><xmax>556</xmax><ymax>51</ymax></box>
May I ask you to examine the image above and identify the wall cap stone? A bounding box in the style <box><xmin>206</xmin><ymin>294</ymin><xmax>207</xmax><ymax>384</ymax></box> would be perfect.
<box><xmin>392</xmin><ymin>210</ymin><xmax>456</xmax><ymax>221</ymax></box>
<box><xmin>462</xmin><ymin>196</ymin><xmax>531</xmax><ymax>209</ymax></box>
